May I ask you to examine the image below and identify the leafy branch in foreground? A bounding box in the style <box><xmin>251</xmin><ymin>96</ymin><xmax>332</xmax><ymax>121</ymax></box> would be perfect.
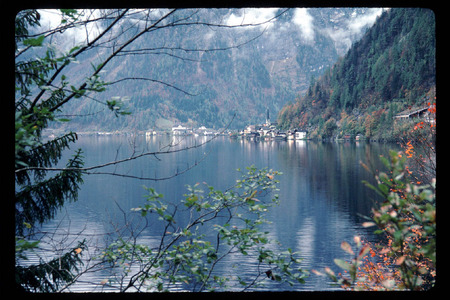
<box><xmin>99</xmin><ymin>166</ymin><xmax>307</xmax><ymax>292</ymax></box>
<box><xmin>15</xmin><ymin>8</ymin><xmax>290</xmax><ymax>292</ymax></box>
<box><xmin>361</xmin><ymin>151</ymin><xmax>435</xmax><ymax>290</ymax></box>
<box><xmin>314</xmin><ymin>150</ymin><xmax>435</xmax><ymax>291</ymax></box>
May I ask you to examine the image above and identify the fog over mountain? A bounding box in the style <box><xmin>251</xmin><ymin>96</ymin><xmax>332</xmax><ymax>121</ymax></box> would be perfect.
<box><xmin>40</xmin><ymin>8</ymin><xmax>385</xmax><ymax>131</ymax></box>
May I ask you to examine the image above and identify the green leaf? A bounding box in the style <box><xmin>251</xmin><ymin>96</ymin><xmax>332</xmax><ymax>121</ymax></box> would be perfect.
<box><xmin>363</xmin><ymin>180</ymin><xmax>388</xmax><ymax>198</ymax></box>
<box><xmin>16</xmin><ymin>160</ymin><xmax>29</xmax><ymax>167</ymax></box>
<box><xmin>340</xmin><ymin>241</ymin><xmax>354</xmax><ymax>255</ymax></box>
<box><xmin>377</xmin><ymin>183</ymin><xmax>389</xmax><ymax>196</ymax></box>
<box><xmin>334</xmin><ymin>258</ymin><xmax>351</xmax><ymax>271</ymax></box>
<box><xmin>68</xmin><ymin>45</ymin><xmax>81</xmax><ymax>55</ymax></box>
<box><xmin>164</xmin><ymin>214</ymin><xmax>174</xmax><ymax>222</ymax></box>
<box><xmin>379</xmin><ymin>155</ymin><xmax>390</xmax><ymax>169</ymax></box>
<box><xmin>60</xmin><ymin>9</ymin><xmax>78</xmax><ymax>17</ymax></box>
<box><xmin>324</xmin><ymin>267</ymin><xmax>337</xmax><ymax>282</ymax></box>
<box><xmin>357</xmin><ymin>244</ymin><xmax>371</xmax><ymax>260</ymax></box>
<box><xmin>23</xmin><ymin>35</ymin><xmax>45</xmax><ymax>47</ymax></box>
<box><xmin>362</xmin><ymin>222</ymin><xmax>376</xmax><ymax>228</ymax></box>
<box><xmin>70</xmin><ymin>85</ymin><xmax>85</xmax><ymax>98</ymax></box>
<box><xmin>237</xmin><ymin>276</ymin><xmax>247</xmax><ymax>286</ymax></box>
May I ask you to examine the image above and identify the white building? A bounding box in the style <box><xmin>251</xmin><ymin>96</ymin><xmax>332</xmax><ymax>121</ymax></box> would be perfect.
<box><xmin>172</xmin><ymin>125</ymin><xmax>189</xmax><ymax>135</ymax></box>
<box><xmin>295</xmin><ymin>131</ymin><xmax>307</xmax><ymax>140</ymax></box>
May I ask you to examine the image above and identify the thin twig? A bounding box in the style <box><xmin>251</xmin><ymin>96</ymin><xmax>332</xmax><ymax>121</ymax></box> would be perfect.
<box><xmin>15</xmin><ymin>113</ymin><xmax>234</xmax><ymax>175</ymax></box>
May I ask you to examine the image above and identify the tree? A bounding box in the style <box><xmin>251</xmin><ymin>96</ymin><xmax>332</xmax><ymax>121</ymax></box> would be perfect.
<box><xmin>314</xmin><ymin>100</ymin><xmax>436</xmax><ymax>291</ymax></box>
<box><xmin>102</xmin><ymin>167</ymin><xmax>306</xmax><ymax>292</ymax></box>
<box><xmin>278</xmin><ymin>8</ymin><xmax>435</xmax><ymax>141</ymax></box>
<box><xmin>323</xmin><ymin>117</ymin><xmax>337</xmax><ymax>138</ymax></box>
<box><xmin>399</xmin><ymin>98</ymin><xmax>436</xmax><ymax>185</ymax></box>
<box><xmin>15</xmin><ymin>8</ymin><xmax>292</xmax><ymax>292</ymax></box>
<box><xmin>314</xmin><ymin>150</ymin><xmax>435</xmax><ymax>291</ymax></box>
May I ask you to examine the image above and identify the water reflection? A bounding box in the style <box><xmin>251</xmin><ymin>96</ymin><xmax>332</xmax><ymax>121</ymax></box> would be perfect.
<box><xmin>26</xmin><ymin>136</ymin><xmax>400</xmax><ymax>291</ymax></box>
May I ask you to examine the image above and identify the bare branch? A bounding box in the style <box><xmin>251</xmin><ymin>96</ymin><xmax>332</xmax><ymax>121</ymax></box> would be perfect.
<box><xmin>16</xmin><ymin>113</ymin><xmax>235</xmax><ymax>176</ymax></box>
<box><xmin>30</xmin><ymin>9</ymin><xmax>131</xmax><ymax>110</ymax></box>
<box><xmin>117</xmin><ymin>25</ymin><xmax>268</xmax><ymax>56</ymax></box>
<box><xmin>48</xmin><ymin>9</ymin><xmax>178</xmax><ymax>113</ymax></box>
<box><xmin>83</xmin><ymin>149</ymin><xmax>211</xmax><ymax>181</ymax></box>
<box><xmin>106</xmin><ymin>77</ymin><xmax>199</xmax><ymax>96</ymax></box>
<box><xmin>15</xmin><ymin>135</ymin><xmax>209</xmax><ymax>174</ymax></box>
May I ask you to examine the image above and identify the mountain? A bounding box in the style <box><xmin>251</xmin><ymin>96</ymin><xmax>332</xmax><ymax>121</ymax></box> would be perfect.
<box><xmin>43</xmin><ymin>8</ymin><xmax>385</xmax><ymax>132</ymax></box>
<box><xmin>277</xmin><ymin>8</ymin><xmax>436</xmax><ymax>141</ymax></box>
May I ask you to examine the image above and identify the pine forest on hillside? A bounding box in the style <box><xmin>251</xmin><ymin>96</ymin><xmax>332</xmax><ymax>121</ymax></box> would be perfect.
<box><xmin>278</xmin><ymin>8</ymin><xmax>435</xmax><ymax>141</ymax></box>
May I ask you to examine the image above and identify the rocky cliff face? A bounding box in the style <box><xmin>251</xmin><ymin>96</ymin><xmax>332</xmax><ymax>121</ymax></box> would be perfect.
<box><xmin>47</xmin><ymin>8</ymin><xmax>384</xmax><ymax>131</ymax></box>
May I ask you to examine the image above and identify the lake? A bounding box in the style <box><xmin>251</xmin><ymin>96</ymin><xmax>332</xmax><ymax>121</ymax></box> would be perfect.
<box><xmin>26</xmin><ymin>135</ymin><xmax>401</xmax><ymax>291</ymax></box>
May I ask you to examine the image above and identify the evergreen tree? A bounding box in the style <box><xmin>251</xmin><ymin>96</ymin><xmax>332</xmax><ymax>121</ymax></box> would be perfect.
<box><xmin>278</xmin><ymin>8</ymin><xmax>435</xmax><ymax>140</ymax></box>
<box><xmin>15</xmin><ymin>8</ymin><xmax>300</xmax><ymax>292</ymax></box>
<box><xmin>15</xmin><ymin>9</ymin><xmax>88</xmax><ymax>292</ymax></box>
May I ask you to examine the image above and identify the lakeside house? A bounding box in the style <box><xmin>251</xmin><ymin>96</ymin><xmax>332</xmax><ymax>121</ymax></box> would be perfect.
<box><xmin>394</xmin><ymin>105</ymin><xmax>434</xmax><ymax>125</ymax></box>
<box><xmin>231</xmin><ymin>107</ymin><xmax>311</xmax><ymax>141</ymax></box>
<box><xmin>170</xmin><ymin>124</ymin><xmax>222</xmax><ymax>136</ymax></box>
<box><xmin>295</xmin><ymin>131</ymin><xmax>307</xmax><ymax>140</ymax></box>
<box><xmin>235</xmin><ymin>123</ymin><xmax>307</xmax><ymax>141</ymax></box>
<box><xmin>355</xmin><ymin>134</ymin><xmax>365</xmax><ymax>141</ymax></box>
<box><xmin>195</xmin><ymin>126</ymin><xmax>215</xmax><ymax>136</ymax></box>
<box><xmin>172</xmin><ymin>124</ymin><xmax>190</xmax><ymax>136</ymax></box>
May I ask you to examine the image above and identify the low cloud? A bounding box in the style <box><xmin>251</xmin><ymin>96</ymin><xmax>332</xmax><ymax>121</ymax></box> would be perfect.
<box><xmin>323</xmin><ymin>8</ymin><xmax>385</xmax><ymax>54</ymax></box>
<box><xmin>348</xmin><ymin>8</ymin><xmax>384</xmax><ymax>34</ymax></box>
<box><xmin>38</xmin><ymin>9</ymin><xmax>104</xmax><ymax>52</ymax></box>
<box><xmin>225</xmin><ymin>8</ymin><xmax>280</xmax><ymax>29</ymax></box>
<box><xmin>292</xmin><ymin>8</ymin><xmax>315</xmax><ymax>43</ymax></box>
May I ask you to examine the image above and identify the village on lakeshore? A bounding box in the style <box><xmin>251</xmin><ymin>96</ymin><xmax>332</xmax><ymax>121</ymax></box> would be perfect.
<box><xmin>229</xmin><ymin>108</ymin><xmax>307</xmax><ymax>141</ymax></box>
<box><xmin>152</xmin><ymin>108</ymin><xmax>309</xmax><ymax>141</ymax></box>
<box><xmin>43</xmin><ymin>103</ymin><xmax>434</xmax><ymax>143</ymax></box>
<box><xmin>96</xmin><ymin>108</ymin><xmax>309</xmax><ymax>142</ymax></box>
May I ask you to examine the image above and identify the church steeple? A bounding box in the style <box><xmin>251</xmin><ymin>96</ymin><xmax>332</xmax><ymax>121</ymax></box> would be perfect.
<box><xmin>265</xmin><ymin>107</ymin><xmax>270</xmax><ymax>126</ymax></box>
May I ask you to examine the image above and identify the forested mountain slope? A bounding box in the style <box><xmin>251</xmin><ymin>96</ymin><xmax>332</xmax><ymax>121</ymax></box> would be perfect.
<box><xmin>278</xmin><ymin>8</ymin><xmax>436</xmax><ymax>141</ymax></box>
<box><xmin>43</xmin><ymin>8</ymin><xmax>384</xmax><ymax>132</ymax></box>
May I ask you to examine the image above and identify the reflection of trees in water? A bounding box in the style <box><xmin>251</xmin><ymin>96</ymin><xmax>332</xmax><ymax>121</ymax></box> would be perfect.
<box><xmin>28</xmin><ymin>137</ymin><xmax>401</xmax><ymax>291</ymax></box>
<box><xmin>263</xmin><ymin>141</ymin><xmax>404</xmax><ymax>290</ymax></box>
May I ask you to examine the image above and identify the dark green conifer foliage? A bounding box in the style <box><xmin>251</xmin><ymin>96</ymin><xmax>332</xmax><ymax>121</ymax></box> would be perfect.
<box><xmin>278</xmin><ymin>8</ymin><xmax>436</xmax><ymax>140</ymax></box>
<box><xmin>15</xmin><ymin>10</ymin><xmax>87</xmax><ymax>291</ymax></box>
<box><xmin>15</xmin><ymin>240</ymin><xmax>87</xmax><ymax>292</ymax></box>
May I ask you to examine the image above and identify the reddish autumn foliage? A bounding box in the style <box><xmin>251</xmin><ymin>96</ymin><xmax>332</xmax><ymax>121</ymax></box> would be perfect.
<box><xmin>318</xmin><ymin>100</ymin><xmax>436</xmax><ymax>291</ymax></box>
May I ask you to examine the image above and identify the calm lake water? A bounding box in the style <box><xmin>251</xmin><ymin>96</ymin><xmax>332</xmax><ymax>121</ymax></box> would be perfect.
<box><xmin>27</xmin><ymin>135</ymin><xmax>401</xmax><ymax>292</ymax></box>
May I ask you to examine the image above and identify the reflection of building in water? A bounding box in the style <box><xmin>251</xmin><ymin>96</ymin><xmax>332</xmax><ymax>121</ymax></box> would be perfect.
<box><xmin>296</xmin><ymin>217</ymin><xmax>315</xmax><ymax>269</ymax></box>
